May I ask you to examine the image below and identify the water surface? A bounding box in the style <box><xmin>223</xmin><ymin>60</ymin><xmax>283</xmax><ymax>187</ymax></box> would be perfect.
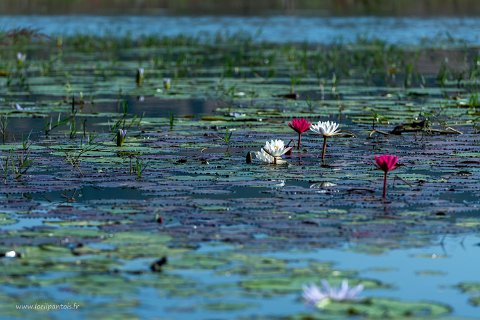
<box><xmin>2</xmin><ymin>15</ymin><xmax>480</xmax><ymax>44</ymax></box>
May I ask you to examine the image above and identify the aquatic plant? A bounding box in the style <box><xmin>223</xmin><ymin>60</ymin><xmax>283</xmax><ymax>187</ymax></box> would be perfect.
<box><xmin>68</xmin><ymin>96</ymin><xmax>79</xmax><ymax>139</ymax></box>
<box><xmin>255</xmin><ymin>139</ymin><xmax>291</xmax><ymax>165</ymax></box>
<box><xmin>136</xmin><ymin>68</ymin><xmax>144</xmax><ymax>86</ymax></box>
<box><xmin>163</xmin><ymin>78</ymin><xmax>171</xmax><ymax>91</ymax></box>
<box><xmin>246</xmin><ymin>151</ymin><xmax>253</xmax><ymax>164</ymax></box>
<box><xmin>169</xmin><ymin>112</ymin><xmax>175</xmax><ymax>130</ymax></box>
<box><xmin>16</xmin><ymin>52</ymin><xmax>26</xmax><ymax>66</ymax></box>
<box><xmin>223</xmin><ymin>128</ymin><xmax>233</xmax><ymax>150</ymax></box>
<box><xmin>45</xmin><ymin>113</ymin><xmax>70</xmax><ymax>137</ymax></box>
<box><xmin>288</xmin><ymin>118</ymin><xmax>311</xmax><ymax>150</ymax></box>
<box><xmin>135</xmin><ymin>158</ymin><xmax>147</xmax><ymax>179</ymax></box>
<box><xmin>0</xmin><ymin>136</ymin><xmax>33</xmax><ymax>182</ymax></box>
<box><xmin>310</xmin><ymin>121</ymin><xmax>340</xmax><ymax>161</ymax></box>
<box><xmin>63</xmin><ymin>134</ymin><xmax>98</xmax><ymax>175</ymax></box>
<box><xmin>303</xmin><ymin>280</ymin><xmax>364</xmax><ymax>308</ymax></box>
<box><xmin>0</xmin><ymin>115</ymin><xmax>8</xmax><ymax>143</ymax></box>
<box><xmin>404</xmin><ymin>62</ymin><xmax>414</xmax><ymax>88</ymax></box>
<box><xmin>254</xmin><ymin>148</ymin><xmax>274</xmax><ymax>164</ymax></box>
<box><xmin>306</xmin><ymin>97</ymin><xmax>315</xmax><ymax>112</ymax></box>
<box><xmin>0</xmin><ymin>250</ymin><xmax>21</xmax><ymax>258</ymax></box>
<box><xmin>289</xmin><ymin>74</ymin><xmax>299</xmax><ymax>93</ymax></box>
<box><xmin>375</xmin><ymin>154</ymin><xmax>399</xmax><ymax>199</ymax></box>
<box><xmin>437</xmin><ymin>62</ymin><xmax>448</xmax><ymax>87</ymax></box>
<box><xmin>468</xmin><ymin>93</ymin><xmax>479</xmax><ymax>108</ymax></box>
<box><xmin>371</xmin><ymin>112</ymin><xmax>388</xmax><ymax>130</ymax></box>
<box><xmin>116</xmin><ymin>129</ymin><xmax>127</xmax><ymax>147</ymax></box>
<box><xmin>473</xmin><ymin>117</ymin><xmax>480</xmax><ymax>134</ymax></box>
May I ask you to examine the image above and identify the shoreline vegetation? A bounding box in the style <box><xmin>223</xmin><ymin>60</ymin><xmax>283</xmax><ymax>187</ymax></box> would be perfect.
<box><xmin>1</xmin><ymin>0</ymin><xmax>480</xmax><ymax>16</ymax></box>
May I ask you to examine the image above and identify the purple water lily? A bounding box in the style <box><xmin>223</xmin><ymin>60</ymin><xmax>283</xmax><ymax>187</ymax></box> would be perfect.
<box><xmin>303</xmin><ymin>280</ymin><xmax>364</xmax><ymax>307</ymax></box>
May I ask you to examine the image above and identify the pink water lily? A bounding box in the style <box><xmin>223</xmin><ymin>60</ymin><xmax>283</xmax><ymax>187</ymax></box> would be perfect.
<box><xmin>288</xmin><ymin>118</ymin><xmax>311</xmax><ymax>150</ymax></box>
<box><xmin>375</xmin><ymin>154</ymin><xmax>399</xmax><ymax>198</ymax></box>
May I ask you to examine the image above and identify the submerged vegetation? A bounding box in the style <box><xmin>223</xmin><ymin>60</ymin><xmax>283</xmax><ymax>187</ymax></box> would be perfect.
<box><xmin>0</xmin><ymin>28</ymin><xmax>479</xmax><ymax>318</ymax></box>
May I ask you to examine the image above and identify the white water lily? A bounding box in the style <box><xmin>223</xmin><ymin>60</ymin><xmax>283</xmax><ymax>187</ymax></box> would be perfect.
<box><xmin>310</xmin><ymin>121</ymin><xmax>340</xmax><ymax>137</ymax></box>
<box><xmin>263</xmin><ymin>139</ymin><xmax>291</xmax><ymax>157</ymax></box>
<box><xmin>255</xmin><ymin>139</ymin><xmax>291</xmax><ymax>165</ymax></box>
<box><xmin>254</xmin><ymin>148</ymin><xmax>274</xmax><ymax>164</ymax></box>
<box><xmin>310</xmin><ymin>121</ymin><xmax>340</xmax><ymax>161</ymax></box>
<box><xmin>303</xmin><ymin>280</ymin><xmax>364</xmax><ymax>308</ymax></box>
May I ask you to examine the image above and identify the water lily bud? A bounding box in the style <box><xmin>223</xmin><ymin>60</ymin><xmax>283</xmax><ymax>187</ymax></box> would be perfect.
<box><xmin>163</xmin><ymin>78</ymin><xmax>171</xmax><ymax>91</ymax></box>
<box><xmin>2</xmin><ymin>250</ymin><xmax>20</xmax><ymax>258</ymax></box>
<box><xmin>16</xmin><ymin>52</ymin><xmax>26</xmax><ymax>66</ymax></box>
<box><xmin>246</xmin><ymin>152</ymin><xmax>252</xmax><ymax>164</ymax></box>
<box><xmin>136</xmin><ymin>68</ymin><xmax>144</xmax><ymax>86</ymax></box>
<box><xmin>116</xmin><ymin>129</ymin><xmax>127</xmax><ymax>147</ymax></box>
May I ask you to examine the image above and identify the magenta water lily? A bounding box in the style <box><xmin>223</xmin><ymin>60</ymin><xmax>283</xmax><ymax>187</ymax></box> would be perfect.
<box><xmin>375</xmin><ymin>154</ymin><xmax>399</xmax><ymax>199</ymax></box>
<box><xmin>288</xmin><ymin>118</ymin><xmax>311</xmax><ymax>150</ymax></box>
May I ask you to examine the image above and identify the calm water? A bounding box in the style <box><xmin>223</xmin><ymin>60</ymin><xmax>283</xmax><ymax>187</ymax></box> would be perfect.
<box><xmin>1</xmin><ymin>15</ymin><xmax>480</xmax><ymax>44</ymax></box>
<box><xmin>2</xmin><ymin>14</ymin><xmax>480</xmax><ymax>319</ymax></box>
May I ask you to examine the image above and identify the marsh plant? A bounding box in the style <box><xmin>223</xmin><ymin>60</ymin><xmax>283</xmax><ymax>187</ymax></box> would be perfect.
<box><xmin>63</xmin><ymin>133</ymin><xmax>98</xmax><ymax>175</ymax></box>
<box><xmin>0</xmin><ymin>115</ymin><xmax>8</xmax><ymax>143</ymax></box>
<box><xmin>69</xmin><ymin>96</ymin><xmax>79</xmax><ymax>139</ymax></box>
<box><xmin>404</xmin><ymin>63</ymin><xmax>414</xmax><ymax>88</ymax></box>
<box><xmin>305</xmin><ymin>97</ymin><xmax>315</xmax><ymax>113</ymax></box>
<box><xmin>289</xmin><ymin>74</ymin><xmax>300</xmax><ymax>93</ymax></box>
<box><xmin>473</xmin><ymin>117</ymin><xmax>480</xmax><ymax>133</ymax></box>
<box><xmin>45</xmin><ymin>113</ymin><xmax>70</xmax><ymax>137</ymax></box>
<box><xmin>331</xmin><ymin>73</ymin><xmax>338</xmax><ymax>92</ymax></box>
<box><xmin>371</xmin><ymin>112</ymin><xmax>388</xmax><ymax>130</ymax></box>
<box><xmin>468</xmin><ymin>93</ymin><xmax>479</xmax><ymax>109</ymax></box>
<box><xmin>223</xmin><ymin>128</ymin><xmax>233</xmax><ymax>150</ymax></box>
<box><xmin>437</xmin><ymin>63</ymin><xmax>449</xmax><ymax>87</ymax></box>
<box><xmin>109</xmin><ymin>99</ymin><xmax>143</xmax><ymax>135</ymax></box>
<box><xmin>169</xmin><ymin>112</ymin><xmax>175</xmax><ymax>130</ymax></box>
<box><xmin>0</xmin><ymin>136</ymin><xmax>34</xmax><ymax>182</ymax></box>
<box><xmin>134</xmin><ymin>157</ymin><xmax>147</xmax><ymax>179</ymax></box>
